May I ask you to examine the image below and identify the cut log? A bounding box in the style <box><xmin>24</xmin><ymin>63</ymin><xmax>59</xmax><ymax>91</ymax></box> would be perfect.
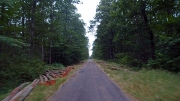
<box><xmin>42</xmin><ymin>75</ymin><xmax>48</xmax><ymax>82</ymax></box>
<box><xmin>48</xmin><ymin>71</ymin><xmax>57</xmax><ymax>78</ymax></box>
<box><xmin>60</xmin><ymin>71</ymin><xmax>66</xmax><ymax>78</ymax></box>
<box><xmin>10</xmin><ymin>84</ymin><xmax>31</xmax><ymax>101</ymax></box>
<box><xmin>51</xmin><ymin>70</ymin><xmax>63</xmax><ymax>74</ymax></box>
<box><xmin>18</xmin><ymin>79</ymin><xmax>39</xmax><ymax>101</ymax></box>
<box><xmin>67</xmin><ymin>67</ymin><xmax>71</xmax><ymax>72</ymax></box>
<box><xmin>10</xmin><ymin>79</ymin><xmax>39</xmax><ymax>101</ymax></box>
<box><xmin>47</xmin><ymin>70</ymin><xmax>62</xmax><ymax>78</ymax></box>
<box><xmin>39</xmin><ymin>75</ymin><xmax>45</xmax><ymax>85</ymax></box>
<box><xmin>63</xmin><ymin>70</ymin><xmax>68</xmax><ymax>76</ymax></box>
<box><xmin>42</xmin><ymin>75</ymin><xmax>49</xmax><ymax>86</ymax></box>
<box><xmin>2</xmin><ymin>82</ymin><xmax>29</xmax><ymax>101</ymax></box>
<box><xmin>46</xmin><ymin>74</ymin><xmax>56</xmax><ymax>85</ymax></box>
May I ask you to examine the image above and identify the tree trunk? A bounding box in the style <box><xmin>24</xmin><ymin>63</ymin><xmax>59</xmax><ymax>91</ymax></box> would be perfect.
<box><xmin>39</xmin><ymin>75</ymin><xmax>45</xmax><ymax>85</ymax></box>
<box><xmin>1</xmin><ymin>3</ymin><xmax>5</xmax><ymax>22</ymax></box>
<box><xmin>42</xmin><ymin>39</ymin><xmax>44</xmax><ymax>61</ymax></box>
<box><xmin>30</xmin><ymin>0</ymin><xmax>37</xmax><ymax>55</ymax></box>
<box><xmin>0</xmin><ymin>4</ymin><xmax>5</xmax><ymax>53</ymax></box>
<box><xmin>166</xmin><ymin>1</ymin><xmax>174</xmax><ymax>35</ymax></box>
<box><xmin>49</xmin><ymin>39</ymin><xmax>52</xmax><ymax>64</ymax></box>
<box><xmin>141</xmin><ymin>1</ymin><xmax>155</xmax><ymax>60</ymax></box>
<box><xmin>22</xmin><ymin>3</ymin><xmax>25</xmax><ymax>50</ymax></box>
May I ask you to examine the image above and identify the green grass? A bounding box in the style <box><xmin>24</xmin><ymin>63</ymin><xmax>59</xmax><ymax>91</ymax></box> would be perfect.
<box><xmin>0</xmin><ymin>92</ymin><xmax>9</xmax><ymax>100</ymax></box>
<box><xmin>95</xmin><ymin>60</ymin><xmax>180</xmax><ymax>101</ymax></box>
<box><xmin>25</xmin><ymin>78</ymin><xmax>66</xmax><ymax>101</ymax></box>
<box><xmin>0</xmin><ymin>82</ymin><xmax>20</xmax><ymax>100</ymax></box>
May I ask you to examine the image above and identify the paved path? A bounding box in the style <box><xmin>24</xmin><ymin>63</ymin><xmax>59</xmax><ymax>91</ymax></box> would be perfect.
<box><xmin>47</xmin><ymin>60</ymin><xmax>131</xmax><ymax>101</ymax></box>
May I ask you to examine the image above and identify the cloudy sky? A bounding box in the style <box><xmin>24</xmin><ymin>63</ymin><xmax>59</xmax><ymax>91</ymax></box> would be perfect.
<box><xmin>75</xmin><ymin>0</ymin><xmax>100</xmax><ymax>56</ymax></box>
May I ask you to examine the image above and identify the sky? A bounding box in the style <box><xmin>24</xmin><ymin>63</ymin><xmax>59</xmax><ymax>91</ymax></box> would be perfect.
<box><xmin>75</xmin><ymin>0</ymin><xmax>100</xmax><ymax>56</ymax></box>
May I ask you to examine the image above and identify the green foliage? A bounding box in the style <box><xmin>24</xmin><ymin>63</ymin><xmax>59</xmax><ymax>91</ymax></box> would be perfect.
<box><xmin>115</xmin><ymin>53</ymin><xmax>142</xmax><ymax>67</ymax></box>
<box><xmin>51</xmin><ymin>63</ymin><xmax>64</xmax><ymax>68</ymax></box>
<box><xmin>0</xmin><ymin>0</ymin><xmax>13</xmax><ymax>7</ymax></box>
<box><xmin>115</xmin><ymin>53</ymin><xmax>132</xmax><ymax>64</ymax></box>
<box><xmin>0</xmin><ymin>35</ymin><xmax>28</xmax><ymax>48</ymax></box>
<box><xmin>0</xmin><ymin>0</ymin><xmax>88</xmax><ymax>97</ymax></box>
<box><xmin>0</xmin><ymin>55</ymin><xmax>45</xmax><ymax>94</ymax></box>
<box><xmin>91</xmin><ymin>0</ymin><xmax>180</xmax><ymax>72</ymax></box>
<box><xmin>129</xmin><ymin>59</ymin><xmax>142</xmax><ymax>68</ymax></box>
<box><xmin>44</xmin><ymin>63</ymin><xmax>64</xmax><ymax>70</ymax></box>
<box><xmin>148</xmin><ymin>35</ymin><xmax>180</xmax><ymax>72</ymax></box>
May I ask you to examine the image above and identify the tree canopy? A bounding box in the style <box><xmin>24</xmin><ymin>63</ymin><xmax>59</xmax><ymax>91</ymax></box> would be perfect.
<box><xmin>91</xmin><ymin>0</ymin><xmax>180</xmax><ymax>72</ymax></box>
<box><xmin>0</xmin><ymin>0</ymin><xmax>89</xmax><ymax>92</ymax></box>
<box><xmin>0</xmin><ymin>0</ymin><xmax>88</xmax><ymax>65</ymax></box>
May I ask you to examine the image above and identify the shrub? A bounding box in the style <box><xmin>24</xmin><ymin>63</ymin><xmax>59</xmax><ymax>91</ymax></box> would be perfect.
<box><xmin>115</xmin><ymin>53</ymin><xmax>132</xmax><ymax>64</ymax></box>
<box><xmin>115</xmin><ymin>53</ymin><xmax>142</xmax><ymax>68</ymax></box>
<box><xmin>0</xmin><ymin>54</ymin><xmax>45</xmax><ymax>94</ymax></box>
<box><xmin>129</xmin><ymin>59</ymin><xmax>142</xmax><ymax>67</ymax></box>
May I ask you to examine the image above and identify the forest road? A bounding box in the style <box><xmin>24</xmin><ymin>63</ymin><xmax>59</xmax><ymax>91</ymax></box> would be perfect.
<box><xmin>47</xmin><ymin>60</ymin><xmax>132</xmax><ymax>101</ymax></box>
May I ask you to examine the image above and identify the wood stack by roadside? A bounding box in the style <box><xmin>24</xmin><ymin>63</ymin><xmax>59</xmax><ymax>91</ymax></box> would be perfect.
<box><xmin>2</xmin><ymin>66</ymin><xmax>74</xmax><ymax>101</ymax></box>
<box><xmin>38</xmin><ymin>67</ymin><xmax>72</xmax><ymax>86</ymax></box>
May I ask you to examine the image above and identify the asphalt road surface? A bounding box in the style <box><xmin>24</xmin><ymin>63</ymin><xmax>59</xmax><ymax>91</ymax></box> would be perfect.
<box><xmin>47</xmin><ymin>60</ymin><xmax>132</xmax><ymax>101</ymax></box>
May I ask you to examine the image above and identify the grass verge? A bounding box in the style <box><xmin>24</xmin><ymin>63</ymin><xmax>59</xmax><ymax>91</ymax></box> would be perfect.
<box><xmin>94</xmin><ymin>59</ymin><xmax>180</xmax><ymax>101</ymax></box>
<box><xmin>0</xmin><ymin>92</ymin><xmax>10</xmax><ymax>100</ymax></box>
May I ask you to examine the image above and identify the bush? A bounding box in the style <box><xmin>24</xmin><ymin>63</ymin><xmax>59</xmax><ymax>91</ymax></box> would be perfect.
<box><xmin>149</xmin><ymin>35</ymin><xmax>180</xmax><ymax>72</ymax></box>
<box><xmin>147</xmin><ymin>55</ymin><xmax>180</xmax><ymax>72</ymax></box>
<box><xmin>0</xmin><ymin>54</ymin><xmax>45</xmax><ymax>94</ymax></box>
<box><xmin>115</xmin><ymin>53</ymin><xmax>132</xmax><ymax>64</ymax></box>
<box><xmin>115</xmin><ymin>53</ymin><xmax>142</xmax><ymax>68</ymax></box>
<box><xmin>44</xmin><ymin>63</ymin><xmax>64</xmax><ymax>70</ymax></box>
<box><xmin>129</xmin><ymin>59</ymin><xmax>142</xmax><ymax>67</ymax></box>
<box><xmin>52</xmin><ymin>63</ymin><xmax>64</xmax><ymax>68</ymax></box>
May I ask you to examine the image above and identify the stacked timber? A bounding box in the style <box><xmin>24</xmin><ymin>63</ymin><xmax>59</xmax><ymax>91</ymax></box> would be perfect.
<box><xmin>3</xmin><ymin>79</ymin><xmax>39</xmax><ymax>101</ymax></box>
<box><xmin>38</xmin><ymin>67</ymin><xmax>72</xmax><ymax>86</ymax></box>
<box><xmin>2</xmin><ymin>67</ymin><xmax>73</xmax><ymax>101</ymax></box>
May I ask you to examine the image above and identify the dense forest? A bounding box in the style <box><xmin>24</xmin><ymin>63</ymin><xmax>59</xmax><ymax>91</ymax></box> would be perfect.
<box><xmin>91</xmin><ymin>0</ymin><xmax>180</xmax><ymax>72</ymax></box>
<box><xmin>0</xmin><ymin>0</ymin><xmax>88</xmax><ymax>92</ymax></box>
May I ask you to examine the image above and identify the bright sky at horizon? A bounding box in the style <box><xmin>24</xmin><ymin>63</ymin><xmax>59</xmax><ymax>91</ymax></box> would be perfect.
<box><xmin>75</xmin><ymin>0</ymin><xmax>100</xmax><ymax>56</ymax></box>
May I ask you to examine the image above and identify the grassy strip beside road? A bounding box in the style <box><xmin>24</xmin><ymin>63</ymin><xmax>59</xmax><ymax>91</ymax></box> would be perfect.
<box><xmin>25</xmin><ymin>61</ymin><xmax>86</xmax><ymax>101</ymax></box>
<box><xmin>95</xmin><ymin>60</ymin><xmax>180</xmax><ymax>101</ymax></box>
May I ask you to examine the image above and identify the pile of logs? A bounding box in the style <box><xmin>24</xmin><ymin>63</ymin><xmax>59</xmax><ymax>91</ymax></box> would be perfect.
<box><xmin>39</xmin><ymin>67</ymin><xmax>72</xmax><ymax>86</ymax></box>
<box><xmin>3</xmin><ymin>66</ymin><xmax>74</xmax><ymax>101</ymax></box>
